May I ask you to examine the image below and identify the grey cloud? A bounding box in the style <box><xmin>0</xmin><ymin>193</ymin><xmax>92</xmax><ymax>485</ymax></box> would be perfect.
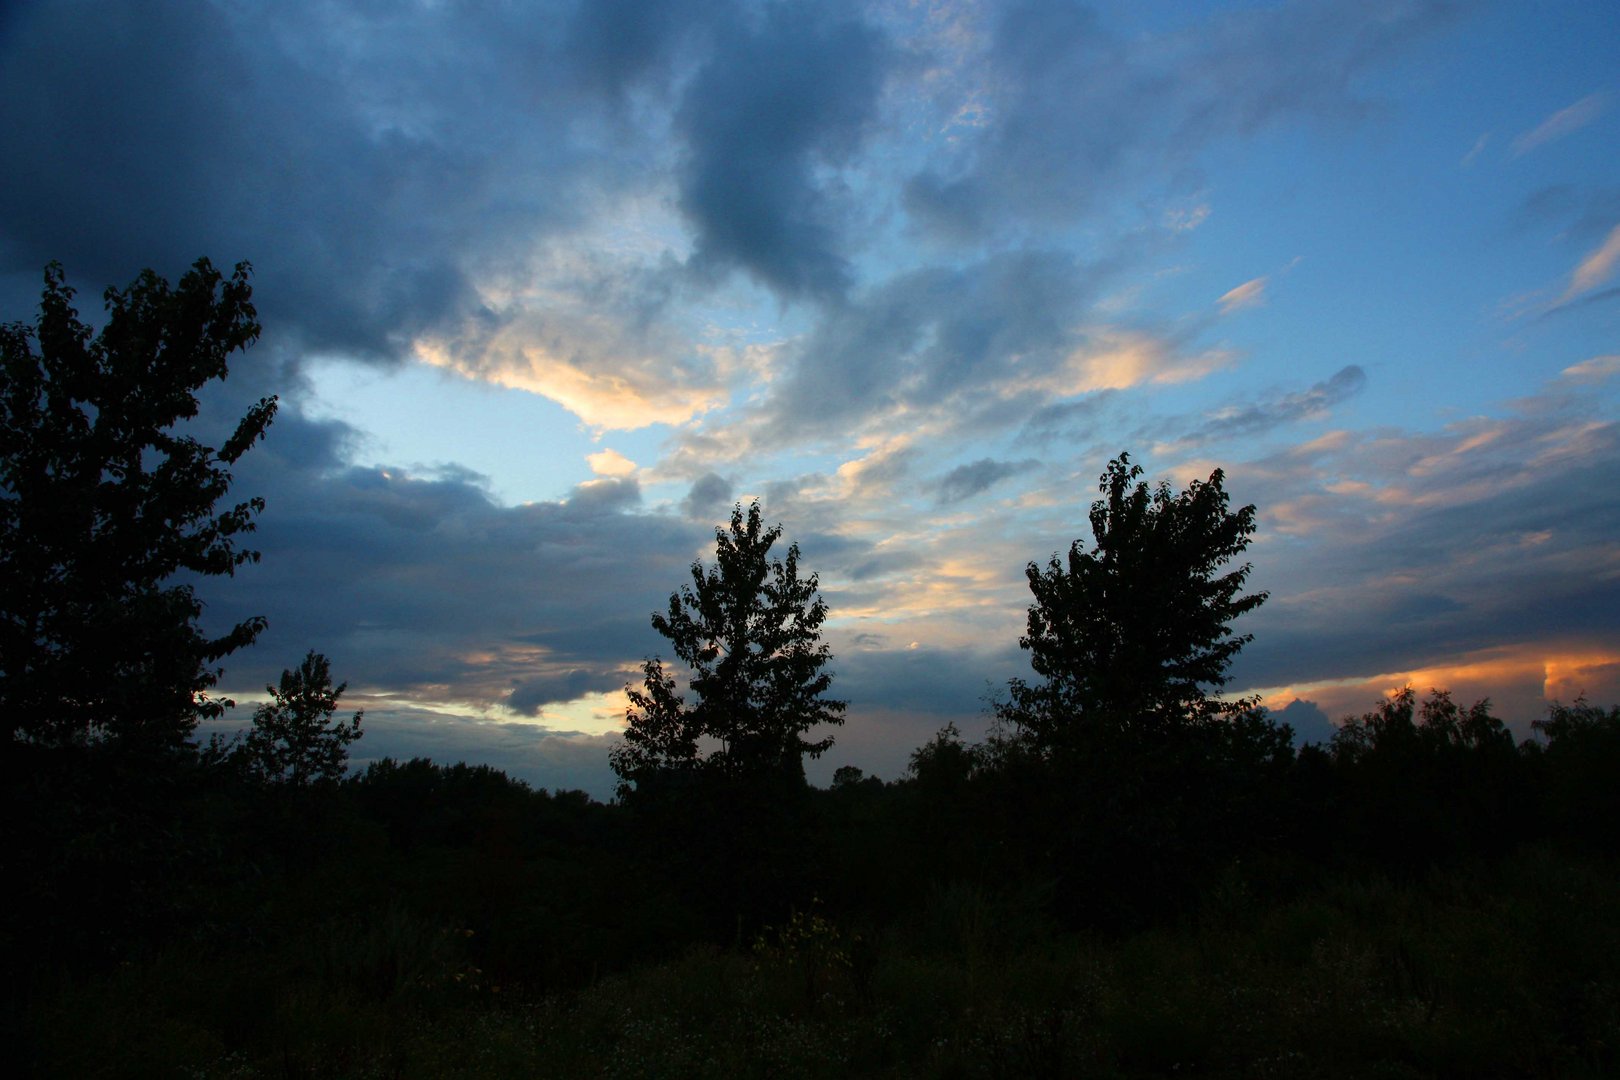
<box><xmin>199</xmin><ymin>699</ymin><xmax>626</xmax><ymax>800</ymax></box>
<box><xmin>674</xmin><ymin>2</ymin><xmax>890</xmax><ymax>299</ymax></box>
<box><xmin>763</xmin><ymin>249</ymin><xmax>1100</xmax><ymax>440</ymax></box>
<box><xmin>566</xmin><ymin>476</ymin><xmax>643</xmax><ymax>515</ymax></box>
<box><xmin>0</xmin><ymin>0</ymin><xmax>657</xmax><ymax>360</ymax></box>
<box><xmin>1231</xmin><ymin>405</ymin><xmax>1620</xmax><ymax>692</ymax></box>
<box><xmin>561</xmin><ymin>0</ymin><xmax>723</xmax><ymax>103</ymax></box>
<box><xmin>810</xmin><ymin>706</ymin><xmax>994</xmax><ymax>787</ymax></box>
<box><xmin>349</xmin><ymin>710</ymin><xmax>622</xmax><ymax>800</ymax></box>
<box><xmin>1175</xmin><ymin>365</ymin><xmax>1366</xmax><ymax>447</ymax></box>
<box><xmin>849</xmin><ymin>447</ymin><xmax>918</xmax><ymax>493</ymax></box>
<box><xmin>1019</xmin><ymin>392</ymin><xmax>1118</xmax><ymax>446</ymax></box>
<box><xmin>835</xmin><ymin>644</ymin><xmax>1024</xmax><ymax>720</ymax></box>
<box><xmin>196</xmin><ymin>424</ymin><xmax>704</xmax><ymax>708</ymax></box>
<box><xmin>508</xmin><ymin>668</ymin><xmax>627</xmax><ymax>715</ymax></box>
<box><xmin>1271</xmin><ymin>698</ymin><xmax>1336</xmax><ymax>747</ymax></box>
<box><xmin>1511</xmin><ymin>185</ymin><xmax>1584</xmax><ymax>232</ymax></box>
<box><xmin>844</xmin><ymin>550</ymin><xmax>925</xmax><ymax>583</ymax></box>
<box><xmin>682</xmin><ymin>472</ymin><xmax>734</xmax><ymax>519</ymax></box>
<box><xmin>906</xmin><ymin>0</ymin><xmax>1464</xmax><ymax>244</ymax></box>
<box><xmin>936</xmin><ymin>457</ymin><xmax>1040</xmax><ymax>504</ymax></box>
<box><xmin>758</xmin><ymin>473</ymin><xmax>830</xmax><ymax>520</ymax></box>
<box><xmin>1539</xmin><ymin>285</ymin><xmax>1620</xmax><ymax>320</ymax></box>
<box><xmin>1510</xmin><ymin>185</ymin><xmax>1620</xmax><ymax>266</ymax></box>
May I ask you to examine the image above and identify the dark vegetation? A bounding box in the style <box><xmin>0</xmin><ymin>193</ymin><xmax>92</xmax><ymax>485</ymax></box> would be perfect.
<box><xmin>5</xmin><ymin>263</ymin><xmax>1619</xmax><ymax>1077</ymax></box>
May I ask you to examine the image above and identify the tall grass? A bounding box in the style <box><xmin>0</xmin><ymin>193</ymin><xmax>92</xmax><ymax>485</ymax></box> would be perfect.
<box><xmin>22</xmin><ymin>846</ymin><xmax>1620</xmax><ymax>1078</ymax></box>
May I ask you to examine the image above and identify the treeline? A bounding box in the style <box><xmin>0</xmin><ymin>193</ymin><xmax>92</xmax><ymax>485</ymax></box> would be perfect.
<box><xmin>10</xmin><ymin>687</ymin><xmax>1619</xmax><ymax>997</ymax></box>
<box><xmin>11</xmin><ymin>688</ymin><xmax>1620</xmax><ymax>1073</ymax></box>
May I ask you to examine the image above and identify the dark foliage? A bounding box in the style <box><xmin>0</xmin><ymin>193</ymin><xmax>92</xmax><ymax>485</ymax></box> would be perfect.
<box><xmin>1001</xmin><ymin>451</ymin><xmax>1268</xmax><ymax>754</ymax></box>
<box><xmin>239</xmin><ymin>650</ymin><xmax>363</xmax><ymax>787</ymax></box>
<box><xmin>1530</xmin><ymin>698</ymin><xmax>1620</xmax><ymax>851</ymax></box>
<box><xmin>1</xmin><ymin>261</ymin><xmax>279</xmax><ymax>1025</ymax></box>
<box><xmin>1327</xmin><ymin>687</ymin><xmax>1527</xmax><ymax>867</ymax></box>
<box><xmin>0</xmin><ymin>260</ymin><xmax>275</xmax><ymax>754</ymax></box>
<box><xmin>981</xmin><ymin>453</ymin><xmax>1288</xmax><ymax>927</ymax></box>
<box><xmin>606</xmin><ymin>503</ymin><xmax>848</xmax><ymax>933</ymax></box>
<box><xmin>612</xmin><ymin>501</ymin><xmax>845</xmax><ymax>795</ymax></box>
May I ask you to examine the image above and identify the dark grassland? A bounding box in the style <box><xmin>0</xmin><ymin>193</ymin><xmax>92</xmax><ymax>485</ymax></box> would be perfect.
<box><xmin>9</xmin><ymin>729</ymin><xmax>1620</xmax><ymax>1078</ymax></box>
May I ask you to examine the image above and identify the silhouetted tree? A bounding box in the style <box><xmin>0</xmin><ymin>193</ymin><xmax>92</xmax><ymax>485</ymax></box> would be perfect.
<box><xmin>1331</xmin><ymin>686</ymin><xmax>1512</xmax><ymax>763</ymax></box>
<box><xmin>1329</xmin><ymin>687</ymin><xmax>1524</xmax><ymax>865</ymax></box>
<box><xmin>1000</xmin><ymin>452</ymin><xmax>1267</xmax><ymax>755</ymax></box>
<box><xmin>241</xmin><ymin>651</ymin><xmax>362</xmax><ymax>786</ymax></box>
<box><xmin>1529</xmin><ymin>698</ymin><xmax>1620</xmax><ymax>851</ymax></box>
<box><xmin>830</xmin><ymin>765</ymin><xmax>868</xmax><ymax>790</ymax></box>
<box><xmin>611</xmin><ymin>501</ymin><xmax>845</xmax><ymax>796</ymax></box>
<box><xmin>989</xmin><ymin>452</ymin><xmax>1281</xmax><ymax>927</ymax></box>
<box><xmin>907</xmin><ymin>723</ymin><xmax>979</xmax><ymax>796</ymax></box>
<box><xmin>0</xmin><ymin>259</ymin><xmax>276</xmax><ymax>753</ymax></box>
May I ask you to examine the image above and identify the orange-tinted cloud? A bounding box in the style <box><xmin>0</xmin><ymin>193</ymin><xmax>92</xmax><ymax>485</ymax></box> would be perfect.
<box><xmin>1217</xmin><ymin>276</ymin><xmax>1267</xmax><ymax>314</ymax></box>
<box><xmin>1250</xmin><ymin>642</ymin><xmax>1620</xmax><ymax>731</ymax></box>
<box><xmin>587</xmin><ymin>448</ymin><xmax>638</xmax><ymax>477</ymax></box>
<box><xmin>1511</xmin><ymin>92</ymin><xmax>1609</xmax><ymax>157</ymax></box>
<box><xmin>1559</xmin><ymin>222</ymin><xmax>1620</xmax><ymax>305</ymax></box>
<box><xmin>416</xmin><ymin>338</ymin><xmax>726</xmax><ymax>431</ymax></box>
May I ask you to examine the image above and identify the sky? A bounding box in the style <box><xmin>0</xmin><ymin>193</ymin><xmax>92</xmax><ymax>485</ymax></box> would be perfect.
<box><xmin>3</xmin><ymin>0</ymin><xmax>1618</xmax><ymax>798</ymax></box>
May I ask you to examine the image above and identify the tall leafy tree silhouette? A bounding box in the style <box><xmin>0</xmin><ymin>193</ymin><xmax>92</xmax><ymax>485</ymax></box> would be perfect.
<box><xmin>1001</xmin><ymin>451</ymin><xmax>1267</xmax><ymax>755</ymax></box>
<box><xmin>241</xmin><ymin>651</ymin><xmax>363</xmax><ymax>787</ymax></box>
<box><xmin>993</xmin><ymin>452</ymin><xmax>1278</xmax><ymax>927</ymax></box>
<box><xmin>611</xmin><ymin>501</ymin><xmax>845</xmax><ymax>797</ymax></box>
<box><xmin>0</xmin><ymin>259</ymin><xmax>276</xmax><ymax>754</ymax></box>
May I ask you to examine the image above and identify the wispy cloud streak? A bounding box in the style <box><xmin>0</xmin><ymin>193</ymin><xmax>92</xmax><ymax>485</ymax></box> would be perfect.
<box><xmin>1511</xmin><ymin>92</ymin><xmax>1609</xmax><ymax>157</ymax></box>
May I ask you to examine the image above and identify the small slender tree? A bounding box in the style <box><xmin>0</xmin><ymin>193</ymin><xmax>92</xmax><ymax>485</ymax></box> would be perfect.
<box><xmin>611</xmin><ymin>502</ymin><xmax>845</xmax><ymax>797</ymax></box>
<box><xmin>241</xmin><ymin>651</ymin><xmax>363</xmax><ymax>786</ymax></box>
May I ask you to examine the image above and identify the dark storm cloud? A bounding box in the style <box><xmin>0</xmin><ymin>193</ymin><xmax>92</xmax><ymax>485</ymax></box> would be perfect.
<box><xmin>935</xmin><ymin>458</ymin><xmax>1041</xmax><ymax>503</ymax></box>
<box><xmin>1172</xmin><ymin>365</ymin><xmax>1366</xmax><ymax>447</ymax></box>
<box><xmin>508</xmin><ymin>669</ymin><xmax>627</xmax><ymax>716</ymax></box>
<box><xmin>197</xmin><ymin>427</ymin><xmax>708</xmax><ymax>713</ymax></box>
<box><xmin>906</xmin><ymin>0</ymin><xmax>1464</xmax><ymax>243</ymax></box>
<box><xmin>673</xmin><ymin>1</ymin><xmax>890</xmax><ymax>300</ymax></box>
<box><xmin>0</xmin><ymin>0</ymin><xmax>1455</xmax><ymax>452</ymax></box>
<box><xmin>562</xmin><ymin>0</ymin><xmax>723</xmax><ymax>101</ymax></box>
<box><xmin>0</xmin><ymin>0</ymin><xmax>676</xmax><ymax>360</ymax></box>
